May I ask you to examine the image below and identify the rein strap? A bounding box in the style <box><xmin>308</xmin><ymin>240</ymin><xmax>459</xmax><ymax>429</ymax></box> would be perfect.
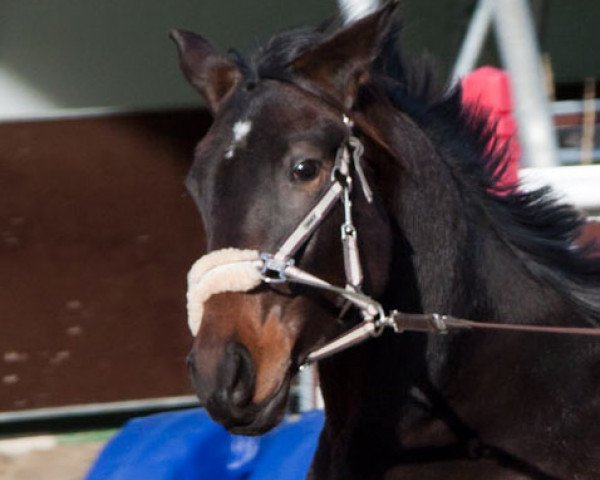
<box><xmin>305</xmin><ymin>311</ymin><xmax>600</xmax><ymax>364</ymax></box>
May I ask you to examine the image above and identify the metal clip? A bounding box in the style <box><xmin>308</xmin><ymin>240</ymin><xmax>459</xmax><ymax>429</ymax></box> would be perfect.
<box><xmin>341</xmin><ymin>223</ymin><xmax>356</xmax><ymax>240</ymax></box>
<box><xmin>370</xmin><ymin>305</ymin><xmax>397</xmax><ymax>336</ymax></box>
<box><xmin>342</xmin><ymin>114</ymin><xmax>354</xmax><ymax>129</ymax></box>
<box><xmin>341</xmin><ymin>184</ymin><xmax>353</xmax><ymax>227</ymax></box>
<box><xmin>259</xmin><ymin>253</ymin><xmax>294</xmax><ymax>284</ymax></box>
<box><xmin>340</xmin><ymin>176</ymin><xmax>363</xmax><ymax>290</ymax></box>
<box><xmin>430</xmin><ymin>313</ymin><xmax>449</xmax><ymax>334</ymax></box>
<box><xmin>348</xmin><ymin>136</ymin><xmax>373</xmax><ymax>203</ymax></box>
<box><xmin>331</xmin><ymin>143</ymin><xmax>351</xmax><ymax>184</ymax></box>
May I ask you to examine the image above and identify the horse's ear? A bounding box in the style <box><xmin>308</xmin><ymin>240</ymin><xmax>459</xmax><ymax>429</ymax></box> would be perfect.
<box><xmin>291</xmin><ymin>2</ymin><xmax>399</xmax><ymax>109</ymax></box>
<box><xmin>170</xmin><ymin>30</ymin><xmax>242</xmax><ymax>113</ymax></box>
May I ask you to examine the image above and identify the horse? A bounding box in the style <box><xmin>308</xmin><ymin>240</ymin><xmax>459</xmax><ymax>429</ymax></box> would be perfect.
<box><xmin>171</xmin><ymin>4</ymin><xmax>600</xmax><ymax>479</ymax></box>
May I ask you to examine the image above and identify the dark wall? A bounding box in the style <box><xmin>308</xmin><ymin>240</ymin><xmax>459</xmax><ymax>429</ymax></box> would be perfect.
<box><xmin>0</xmin><ymin>110</ymin><xmax>210</xmax><ymax>412</ymax></box>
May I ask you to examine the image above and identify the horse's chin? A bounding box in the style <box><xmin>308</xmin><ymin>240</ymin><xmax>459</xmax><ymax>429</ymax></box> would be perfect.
<box><xmin>207</xmin><ymin>376</ymin><xmax>291</xmax><ymax>436</ymax></box>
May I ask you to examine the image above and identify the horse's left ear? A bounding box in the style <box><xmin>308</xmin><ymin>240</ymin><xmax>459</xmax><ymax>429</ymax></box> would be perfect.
<box><xmin>291</xmin><ymin>2</ymin><xmax>399</xmax><ymax>109</ymax></box>
<box><xmin>170</xmin><ymin>29</ymin><xmax>242</xmax><ymax>113</ymax></box>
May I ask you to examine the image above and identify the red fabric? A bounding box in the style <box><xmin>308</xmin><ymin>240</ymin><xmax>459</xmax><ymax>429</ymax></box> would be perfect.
<box><xmin>461</xmin><ymin>67</ymin><xmax>520</xmax><ymax>189</ymax></box>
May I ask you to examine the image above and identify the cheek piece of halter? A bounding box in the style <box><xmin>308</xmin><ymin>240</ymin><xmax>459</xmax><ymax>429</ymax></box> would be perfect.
<box><xmin>257</xmin><ymin>115</ymin><xmax>396</xmax><ymax>365</ymax></box>
<box><xmin>258</xmin><ymin>115</ymin><xmax>392</xmax><ymax>365</ymax></box>
<box><xmin>187</xmin><ymin>114</ymin><xmax>600</xmax><ymax>368</ymax></box>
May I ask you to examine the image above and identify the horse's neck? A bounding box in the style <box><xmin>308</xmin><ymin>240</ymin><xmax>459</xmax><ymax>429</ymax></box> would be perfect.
<box><xmin>363</xmin><ymin>103</ymin><xmax>589</xmax><ymax>326</ymax></box>
<box><xmin>385</xmin><ymin>137</ymin><xmax>581</xmax><ymax>327</ymax></box>
<box><xmin>398</xmin><ymin>202</ymin><xmax>572</xmax><ymax>327</ymax></box>
<box><xmin>385</xmin><ymin>154</ymin><xmax>590</xmax><ymax>388</ymax></box>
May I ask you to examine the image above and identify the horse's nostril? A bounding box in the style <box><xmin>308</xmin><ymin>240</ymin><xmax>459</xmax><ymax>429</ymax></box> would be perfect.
<box><xmin>223</xmin><ymin>342</ymin><xmax>256</xmax><ymax>409</ymax></box>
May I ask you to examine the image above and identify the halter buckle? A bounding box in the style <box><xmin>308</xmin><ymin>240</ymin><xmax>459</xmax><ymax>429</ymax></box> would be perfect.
<box><xmin>365</xmin><ymin>306</ymin><xmax>399</xmax><ymax>337</ymax></box>
<box><xmin>259</xmin><ymin>253</ymin><xmax>294</xmax><ymax>284</ymax></box>
<box><xmin>341</xmin><ymin>223</ymin><xmax>356</xmax><ymax>239</ymax></box>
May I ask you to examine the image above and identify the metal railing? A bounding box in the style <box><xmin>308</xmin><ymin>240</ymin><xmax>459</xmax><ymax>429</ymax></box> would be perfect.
<box><xmin>452</xmin><ymin>0</ymin><xmax>560</xmax><ymax>169</ymax></box>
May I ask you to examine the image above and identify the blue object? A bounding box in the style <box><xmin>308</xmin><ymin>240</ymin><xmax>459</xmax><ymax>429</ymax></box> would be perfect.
<box><xmin>86</xmin><ymin>409</ymin><xmax>324</xmax><ymax>480</ymax></box>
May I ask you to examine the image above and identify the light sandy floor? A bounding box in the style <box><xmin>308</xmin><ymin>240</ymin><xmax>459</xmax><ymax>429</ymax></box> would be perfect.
<box><xmin>0</xmin><ymin>439</ymin><xmax>106</xmax><ymax>480</ymax></box>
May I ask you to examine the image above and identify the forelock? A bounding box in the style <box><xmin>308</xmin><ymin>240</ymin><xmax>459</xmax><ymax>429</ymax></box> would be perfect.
<box><xmin>254</xmin><ymin>28</ymin><xmax>326</xmax><ymax>80</ymax></box>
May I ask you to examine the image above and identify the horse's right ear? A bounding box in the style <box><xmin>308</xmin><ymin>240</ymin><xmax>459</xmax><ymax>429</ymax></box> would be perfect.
<box><xmin>170</xmin><ymin>30</ymin><xmax>242</xmax><ymax>114</ymax></box>
<box><xmin>290</xmin><ymin>2</ymin><xmax>399</xmax><ymax>109</ymax></box>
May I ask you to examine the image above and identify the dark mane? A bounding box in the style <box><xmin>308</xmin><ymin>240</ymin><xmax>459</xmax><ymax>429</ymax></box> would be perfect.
<box><xmin>253</xmin><ymin>27</ymin><xmax>327</xmax><ymax>81</ymax></box>
<box><xmin>371</xmin><ymin>34</ymin><xmax>600</xmax><ymax>323</ymax></box>
<box><xmin>248</xmin><ymin>23</ymin><xmax>600</xmax><ymax>323</ymax></box>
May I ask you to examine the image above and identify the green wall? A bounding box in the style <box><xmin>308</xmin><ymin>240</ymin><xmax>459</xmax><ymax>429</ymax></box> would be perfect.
<box><xmin>0</xmin><ymin>0</ymin><xmax>336</xmax><ymax>114</ymax></box>
<box><xmin>0</xmin><ymin>0</ymin><xmax>597</xmax><ymax>117</ymax></box>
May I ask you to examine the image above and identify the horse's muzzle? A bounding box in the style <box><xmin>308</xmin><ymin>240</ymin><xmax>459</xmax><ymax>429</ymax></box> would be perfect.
<box><xmin>188</xmin><ymin>342</ymin><xmax>289</xmax><ymax>435</ymax></box>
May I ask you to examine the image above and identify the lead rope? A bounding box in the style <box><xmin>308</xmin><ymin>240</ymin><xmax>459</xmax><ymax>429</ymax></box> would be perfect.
<box><xmin>305</xmin><ymin>311</ymin><xmax>600</xmax><ymax>364</ymax></box>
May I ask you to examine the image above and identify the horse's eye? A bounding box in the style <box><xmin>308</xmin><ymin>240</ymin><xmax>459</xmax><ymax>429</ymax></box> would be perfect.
<box><xmin>291</xmin><ymin>159</ymin><xmax>321</xmax><ymax>182</ymax></box>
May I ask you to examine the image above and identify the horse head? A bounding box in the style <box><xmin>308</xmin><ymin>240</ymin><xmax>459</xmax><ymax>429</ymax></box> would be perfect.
<box><xmin>171</xmin><ymin>6</ymin><xmax>397</xmax><ymax>434</ymax></box>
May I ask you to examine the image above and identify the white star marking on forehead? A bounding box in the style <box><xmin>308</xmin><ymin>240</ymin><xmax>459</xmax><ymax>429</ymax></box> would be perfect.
<box><xmin>233</xmin><ymin>120</ymin><xmax>252</xmax><ymax>143</ymax></box>
<box><xmin>225</xmin><ymin>120</ymin><xmax>253</xmax><ymax>159</ymax></box>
